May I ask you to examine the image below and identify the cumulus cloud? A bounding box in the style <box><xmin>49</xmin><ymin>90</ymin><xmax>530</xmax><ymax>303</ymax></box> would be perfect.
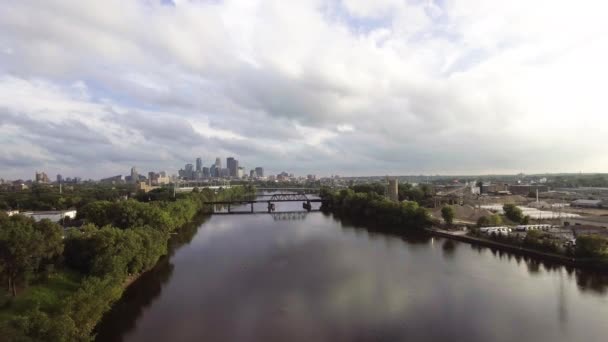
<box><xmin>0</xmin><ymin>0</ymin><xmax>607</xmax><ymax>179</ymax></box>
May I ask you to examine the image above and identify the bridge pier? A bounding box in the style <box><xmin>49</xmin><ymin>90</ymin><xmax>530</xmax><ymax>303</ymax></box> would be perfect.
<box><xmin>303</xmin><ymin>201</ymin><xmax>312</xmax><ymax>212</ymax></box>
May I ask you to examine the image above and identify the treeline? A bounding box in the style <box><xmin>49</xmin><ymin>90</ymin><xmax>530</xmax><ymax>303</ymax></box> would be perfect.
<box><xmin>0</xmin><ymin>183</ymin><xmax>133</xmax><ymax>211</ymax></box>
<box><xmin>548</xmin><ymin>174</ymin><xmax>608</xmax><ymax>188</ymax></box>
<box><xmin>471</xmin><ymin>226</ymin><xmax>608</xmax><ymax>260</ymax></box>
<box><xmin>0</xmin><ymin>186</ymin><xmax>251</xmax><ymax>341</ymax></box>
<box><xmin>320</xmin><ymin>188</ymin><xmax>431</xmax><ymax>232</ymax></box>
<box><xmin>350</xmin><ymin>182</ymin><xmax>434</xmax><ymax>206</ymax></box>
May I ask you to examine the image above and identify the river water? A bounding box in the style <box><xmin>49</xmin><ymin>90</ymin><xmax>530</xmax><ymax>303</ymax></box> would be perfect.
<box><xmin>96</xmin><ymin>197</ymin><xmax>608</xmax><ymax>342</ymax></box>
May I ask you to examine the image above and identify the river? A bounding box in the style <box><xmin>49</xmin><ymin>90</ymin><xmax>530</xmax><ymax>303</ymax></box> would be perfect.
<box><xmin>95</xmin><ymin>196</ymin><xmax>608</xmax><ymax>342</ymax></box>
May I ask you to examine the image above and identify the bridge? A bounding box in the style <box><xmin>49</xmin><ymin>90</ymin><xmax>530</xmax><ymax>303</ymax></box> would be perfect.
<box><xmin>205</xmin><ymin>193</ymin><xmax>325</xmax><ymax>214</ymax></box>
<box><xmin>256</xmin><ymin>187</ymin><xmax>320</xmax><ymax>192</ymax></box>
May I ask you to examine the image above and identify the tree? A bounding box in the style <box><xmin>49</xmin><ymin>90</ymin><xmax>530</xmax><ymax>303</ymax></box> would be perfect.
<box><xmin>477</xmin><ymin>216</ymin><xmax>490</xmax><ymax>227</ymax></box>
<box><xmin>352</xmin><ymin>183</ymin><xmax>386</xmax><ymax>196</ymax></box>
<box><xmin>0</xmin><ymin>216</ymin><xmax>64</xmax><ymax>296</ymax></box>
<box><xmin>488</xmin><ymin>214</ymin><xmax>503</xmax><ymax>226</ymax></box>
<box><xmin>64</xmin><ymin>225</ymin><xmax>168</xmax><ymax>278</ymax></box>
<box><xmin>575</xmin><ymin>235</ymin><xmax>608</xmax><ymax>258</ymax></box>
<box><xmin>441</xmin><ymin>206</ymin><xmax>455</xmax><ymax>225</ymax></box>
<box><xmin>503</xmin><ymin>204</ymin><xmax>524</xmax><ymax>223</ymax></box>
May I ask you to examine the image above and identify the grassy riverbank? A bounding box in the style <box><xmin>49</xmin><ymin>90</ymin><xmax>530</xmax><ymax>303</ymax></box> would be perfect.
<box><xmin>0</xmin><ymin>186</ymin><xmax>252</xmax><ymax>341</ymax></box>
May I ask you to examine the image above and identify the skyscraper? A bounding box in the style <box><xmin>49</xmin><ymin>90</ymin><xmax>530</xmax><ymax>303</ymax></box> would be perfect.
<box><xmin>130</xmin><ymin>167</ymin><xmax>138</xmax><ymax>183</ymax></box>
<box><xmin>35</xmin><ymin>171</ymin><xmax>50</xmax><ymax>183</ymax></box>
<box><xmin>215</xmin><ymin>157</ymin><xmax>221</xmax><ymax>169</ymax></box>
<box><xmin>196</xmin><ymin>157</ymin><xmax>202</xmax><ymax>172</ymax></box>
<box><xmin>185</xmin><ymin>163</ymin><xmax>194</xmax><ymax>180</ymax></box>
<box><xmin>255</xmin><ymin>167</ymin><xmax>264</xmax><ymax>177</ymax></box>
<box><xmin>227</xmin><ymin>157</ymin><xmax>238</xmax><ymax>177</ymax></box>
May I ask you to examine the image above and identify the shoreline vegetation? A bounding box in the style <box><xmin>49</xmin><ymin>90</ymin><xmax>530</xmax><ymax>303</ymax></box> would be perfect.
<box><xmin>319</xmin><ymin>188</ymin><xmax>432</xmax><ymax>232</ymax></box>
<box><xmin>3</xmin><ymin>185</ymin><xmax>608</xmax><ymax>340</ymax></box>
<box><xmin>319</xmin><ymin>187</ymin><xmax>608</xmax><ymax>272</ymax></box>
<box><xmin>0</xmin><ymin>186</ymin><xmax>253</xmax><ymax>341</ymax></box>
<box><xmin>428</xmin><ymin>228</ymin><xmax>608</xmax><ymax>271</ymax></box>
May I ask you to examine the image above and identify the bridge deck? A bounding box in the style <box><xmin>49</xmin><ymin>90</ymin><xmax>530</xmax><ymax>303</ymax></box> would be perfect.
<box><xmin>212</xmin><ymin>210</ymin><xmax>321</xmax><ymax>215</ymax></box>
<box><xmin>205</xmin><ymin>199</ymin><xmax>324</xmax><ymax>205</ymax></box>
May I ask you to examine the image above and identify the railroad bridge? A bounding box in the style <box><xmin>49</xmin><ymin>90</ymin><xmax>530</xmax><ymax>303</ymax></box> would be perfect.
<box><xmin>205</xmin><ymin>193</ymin><xmax>325</xmax><ymax>214</ymax></box>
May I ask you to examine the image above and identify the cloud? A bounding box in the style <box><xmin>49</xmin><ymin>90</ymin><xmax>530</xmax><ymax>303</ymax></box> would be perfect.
<box><xmin>0</xmin><ymin>0</ymin><xmax>607</xmax><ymax>179</ymax></box>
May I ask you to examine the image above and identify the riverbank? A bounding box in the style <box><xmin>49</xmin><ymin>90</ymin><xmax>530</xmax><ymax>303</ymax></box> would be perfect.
<box><xmin>89</xmin><ymin>204</ymin><xmax>608</xmax><ymax>342</ymax></box>
<box><xmin>0</xmin><ymin>187</ymin><xmax>253</xmax><ymax>341</ymax></box>
<box><xmin>427</xmin><ymin>227</ymin><xmax>608</xmax><ymax>272</ymax></box>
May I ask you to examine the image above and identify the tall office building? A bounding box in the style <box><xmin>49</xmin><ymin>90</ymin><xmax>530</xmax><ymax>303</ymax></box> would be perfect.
<box><xmin>255</xmin><ymin>167</ymin><xmax>264</xmax><ymax>177</ymax></box>
<box><xmin>196</xmin><ymin>157</ymin><xmax>202</xmax><ymax>172</ymax></box>
<box><xmin>35</xmin><ymin>171</ymin><xmax>50</xmax><ymax>183</ymax></box>
<box><xmin>215</xmin><ymin>157</ymin><xmax>221</xmax><ymax>169</ymax></box>
<box><xmin>185</xmin><ymin>163</ymin><xmax>194</xmax><ymax>180</ymax></box>
<box><xmin>227</xmin><ymin>157</ymin><xmax>239</xmax><ymax>177</ymax></box>
<box><xmin>130</xmin><ymin>167</ymin><xmax>138</xmax><ymax>183</ymax></box>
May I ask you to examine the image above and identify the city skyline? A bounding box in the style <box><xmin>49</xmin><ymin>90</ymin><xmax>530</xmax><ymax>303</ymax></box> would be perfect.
<box><xmin>1</xmin><ymin>1</ymin><xmax>607</xmax><ymax>179</ymax></box>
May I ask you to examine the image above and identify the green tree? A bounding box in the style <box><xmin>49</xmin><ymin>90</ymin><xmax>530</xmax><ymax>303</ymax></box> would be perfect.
<box><xmin>477</xmin><ymin>216</ymin><xmax>490</xmax><ymax>227</ymax></box>
<box><xmin>62</xmin><ymin>276</ymin><xmax>123</xmax><ymax>340</ymax></box>
<box><xmin>441</xmin><ymin>206</ymin><xmax>455</xmax><ymax>225</ymax></box>
<box><xmin>77</xmin><ymin>201</ymin><xmax>113</xmax><ymax>227</ymax></box>
<box><xmin>503</xmin><ymin>204</ymin><xmax>524</xmax><ymax>223</ymax></box>
<box><xmin>488</xmin><ymin>214</ymin><xmax>503</xmax><ymax>226</ymax></box>
<box><xmin>0</xmin><ymin>216</ymin><xmax>64</xmax><ymax>296</ymax></box>
<box><xmin>575</xmin><ymin>235</ymin><xmax>608</xmax><ymax>258</ymax></box>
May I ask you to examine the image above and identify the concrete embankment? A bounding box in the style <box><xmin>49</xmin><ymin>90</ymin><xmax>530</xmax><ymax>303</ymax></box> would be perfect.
<box><xmin>426</xmin><ymin>228</ymin><xmax>608</xmax><ymax>272</ymax></box>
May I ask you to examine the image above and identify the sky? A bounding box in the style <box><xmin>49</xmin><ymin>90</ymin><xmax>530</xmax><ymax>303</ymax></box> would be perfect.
<box><xmin>1</xmin><ymin>0</ymin><xmax>607</xmax><ymax>179</ymax></box>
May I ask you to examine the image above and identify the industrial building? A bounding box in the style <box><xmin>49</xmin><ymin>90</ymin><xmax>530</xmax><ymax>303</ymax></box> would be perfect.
<box><xmin>20</xmin><ymin>210</ymin><xmax>77</xmax><ymax>223</ymax></box>
<box><xmin>570</xmin><ymin>199</ymin><xmax>603</xmax><ymax>208</ymax></box>
<box><xmin>508</xmin><ymin>185</ymin><xmax>549</xmax><ymax>195</ymax></box>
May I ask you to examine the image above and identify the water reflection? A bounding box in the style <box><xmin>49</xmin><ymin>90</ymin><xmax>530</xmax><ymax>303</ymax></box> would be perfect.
<box><xmin>465</xmin><ymin>241</ymin><xmax>608</xmax><ymax>295</ymax></box>
<box><xmin>95</xmin><ymin>216</ymin><xmax>204</xmax><ymax>341</ymax></box>
<box><xmin>575</xmin><ymin>270</ymin><xmax>608</xmax><ymax>294</ymax></box>
<box><xmin>95</xmin><ymin>207</ymin><xmax>608</xmax><ymax>342</ymax></box>
<box><xmin>271</xmin><ymin>211</ymin><xmax>309</xmax><ymax>221</ymax></box>
<box><xmin>95</xmin><ymin>256</ymin><xmax>175</xmax><ymax>341</ymax></box>
<box><xmin>441</xmin><ymin>240</ymin><xmax>456</xmax><ymax>258</ymax></box>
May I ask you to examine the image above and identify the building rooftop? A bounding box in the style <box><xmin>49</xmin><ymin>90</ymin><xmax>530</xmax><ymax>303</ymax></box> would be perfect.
<box><xmin>572</xmin><ymin>199</ymin><xmax>603</xmax><ymax>204</ymax></box>
<box><xmin>21</xmin><ymin>210</ymin><xmax>77</xmax><ymax>215</ymax></box>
